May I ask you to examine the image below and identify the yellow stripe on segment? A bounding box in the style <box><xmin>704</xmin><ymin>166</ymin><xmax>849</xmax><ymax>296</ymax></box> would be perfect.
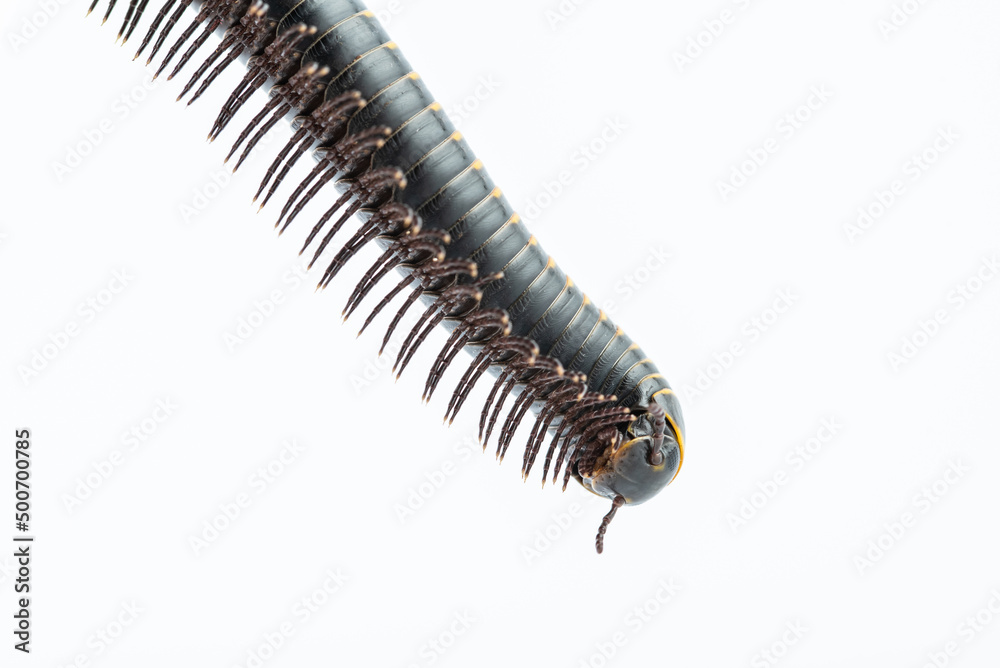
<box><xmin>526</xmin><ymin>274</ymin><xmax>573</xmax><ymax>340</ymax></box>
<box><xmin>610</xmin><ymin>366</ymin><xmax>656</xmax><ymax>398</ymax></box>
<box><xmin>327</xmin><ymin>42</ymin><xmax>398</xmax><ymax>87</ymax></box>
<box><xmin>510</xmin><ymin>258</ymin><xmax>558</xmax><ymax>311</ymax></box>
<box><xmin>311</xmin><ymin>10</ymin><xmax>373</xmax><ymax>46</ymax></box>
<box><xmin>547</xmin><ymin>292</ymin><xmax>587</xmax><ymax>354</ymax></box>
<box><xmin>585</xmin><ymin>326</ymin><xmax>622</xmax><ymax>378</ymax></box>
<box><xmin>416</xmin><ymin>159</ymin><xmax>489</xmax><ymax>213</ymax></box>
<box><xmin>364</xmin><ymin>73</ymin><xmax>412</xmax><ymax>106</ymax></box>
<box><xmin>601</xmin><ymin>344</ymin><xmax>640</xmax><ymax>394</ymax></box>
<box><xmin>665</xmin><ymin>412</ymin><xmax>684</xmax><ymax>484</ymax></box>
<box><xmin>616</xmin><ymin>437</ymin><xmax>644</xmax><ymax>451</ymax></box>
<box><xmin>468</xmin><ymin>213</ymin><xmax>520</xmax><ymax>258</ymax></box>
<box><xmin>381</xmin><ymin>99</ymin><xmax>442</xmax><ymax>143</ymax></box>
<box><xmin>405</xmin><ymin>134</ymin><xmax>456</xmax><ymax>175</ymax></box>
<box><xmin>568</xmin><ymin>315</ymin><xmax>603</xmax><ymax>369</ymax></box>
<box><xmin>446</xmin><ymin>189</ymin><xmax>499</xmax><ymax>234</ymax></box>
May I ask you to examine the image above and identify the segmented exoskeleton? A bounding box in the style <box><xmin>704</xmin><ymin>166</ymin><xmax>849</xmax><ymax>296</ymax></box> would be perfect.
<box><xmin>87</xmin><ymin>0</ymin><xmax>686</xmax><ymax>553</ymax></box>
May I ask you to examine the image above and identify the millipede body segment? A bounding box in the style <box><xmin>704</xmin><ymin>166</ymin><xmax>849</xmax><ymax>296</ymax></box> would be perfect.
<box><xmin>87</xmin><ymin>0</ymin><xmax>685</xmax><ymax>553</ymax></box>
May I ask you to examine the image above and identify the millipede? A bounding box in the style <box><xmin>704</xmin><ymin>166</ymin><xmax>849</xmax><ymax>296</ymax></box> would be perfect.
<box><xmin>84</xmin><ymin>0</ymin><xmax>685</xmax><ymax>553</ymax></box>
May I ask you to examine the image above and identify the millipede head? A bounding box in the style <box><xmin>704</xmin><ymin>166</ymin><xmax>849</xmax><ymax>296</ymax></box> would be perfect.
<box><xmin>575</xmin><ymin>401</ymin><xmax>682</xmax><ymax>512</ymax></box>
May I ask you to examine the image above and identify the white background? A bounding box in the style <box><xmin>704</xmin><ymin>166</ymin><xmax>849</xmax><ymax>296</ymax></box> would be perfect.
<box><xmin>2</xmin><ymin>0</ymin><xmax>999</xmax><ymax>665</ymax></box>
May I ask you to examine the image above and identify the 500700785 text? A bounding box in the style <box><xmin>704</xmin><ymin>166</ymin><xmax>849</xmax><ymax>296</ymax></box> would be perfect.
<box><xmin>13</xmin><ymin>428</ymin><xmax>33</xmax><ymax>653</ymax></box>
